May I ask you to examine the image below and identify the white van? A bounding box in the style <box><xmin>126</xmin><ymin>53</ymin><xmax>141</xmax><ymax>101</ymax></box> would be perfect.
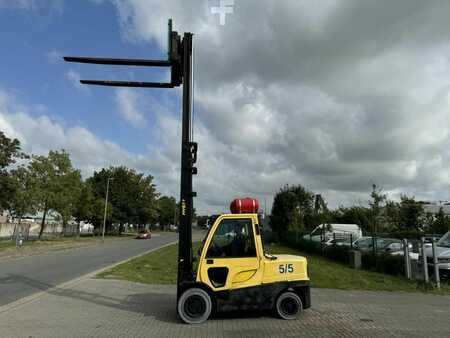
<box><xmin>305</xmin><ymin>223</ymin><xmax>362</xmax><ymax>242</ymax></box>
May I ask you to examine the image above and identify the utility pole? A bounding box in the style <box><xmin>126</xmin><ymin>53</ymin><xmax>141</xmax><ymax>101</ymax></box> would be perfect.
<box><xmin>102</xmin><ymin>177</ymin><xmax>113</xmax><ymax>242</ymax></box>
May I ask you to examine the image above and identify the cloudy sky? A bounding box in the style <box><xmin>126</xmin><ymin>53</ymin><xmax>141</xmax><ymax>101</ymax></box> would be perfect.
<box><xmin>1</xmin><ymin>0</ymin><xmax>450</xmax><ymax>214</ymax></box>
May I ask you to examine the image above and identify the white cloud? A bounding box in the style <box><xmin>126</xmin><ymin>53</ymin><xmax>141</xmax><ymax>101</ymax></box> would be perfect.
<box><xmin>115</xmin><ymin>89</ymin><xmax>146</xmax><ymax>128</ymax></box>
<box><xmin>5</xmin><ymin>1</ymin><xmax>450</xmax><ymax>214</ymax></box>
<box><xmin>0</xmin><ymin>90</ymin><xmax>171</xmax><ymax>189</ymax></box>
<box><xmin>65</xmin><ymin>69</ymin><xmax>89</xmax><ymax>92</ymax></box>
<box><xmin>46</xmin><ymin>50</ymin><xmax>62</xmax><ymax>64</ymax></box>
<box><xmin>0</xmin><ymin>0</ymin><xmax>36</xmax><ymax>10</ymax></box>
<box><xmin>95</xmin><ymin>0</ymin><xmax>450</xmax><ymax>212</ymax></box>
<box><xmin>0</xmin><ymin>0</ymin><xmax>63</xmax><ymax>12</ymax></box>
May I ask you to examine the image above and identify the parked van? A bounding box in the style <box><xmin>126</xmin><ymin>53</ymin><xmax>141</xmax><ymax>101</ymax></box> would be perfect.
<box><xmin>305</xmin><ymin>223</ymin><xmax>362</xmax><ymax>242</ymax></box>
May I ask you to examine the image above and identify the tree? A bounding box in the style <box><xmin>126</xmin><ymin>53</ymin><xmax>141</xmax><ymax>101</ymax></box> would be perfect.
<box><xmin>0</xmin><ymin>131</ymin><xmax>24</xmax><ymax>211</ymax></box>
<box><xmin>432</xmin><ymin>207</ymin><xmax>450</xmax><ymax>234</ymax></box>
<box><xmin>135</xmin><ymin>174</ymin><xmax>159</xmax><ymax>228</ymax></box>
<box><xmin>53</xmin><ymin>168</ymin><xmax>82</xmax><ymax>232</ymax></box>
<box><xmin>197</xmin><ymin>215</ymin><xmax>208</xmax><ymax>228</ymax></box>
<box><xmin>270</xmin><ymin>184</ymin><xmax>315</xmax><ymax>237</ymax></box>
<box><xmin>329</xmin><ymin>206</ymin><xmax>370</xmax><ymax>232</ymax></box>
<box><xmin>384</xmin><ymin>200</ymin><xmax>400</xmax><ymax>231</ymax></box>
<box><xmin>422</xmin><ymin>212</ymin><xmax>435</xmax><ymax>233</ymax></box>
<box><xmin>87</xmin><ymin>197</ymin><xmax>113</xmax><ymax>234</ymax></box>
<box><xmin>157</xmin><ymin>196</ymin><xmax>177</xmax><ymax>230</ymax></box>
<box><xmin>88</xmin><ymin>167</ymin><xmax>159</xmax><ymax>234</ymax></box>
<box><xmin>30</xmin><ymin>150</ymin><xmax>81</xmax><ymax>238</ymax></box>
<box><xmin>8</xmin><ymin>166</ymin><xmax>38</xmax><ymax>223</ymax></box>
<box><xmin>73</xmin><ymin>182</ymin><xmax>95</xmax><ymax>236</ymax></box>
<box><xmin>369</xmin><ymin>184</ymin><xmax>386</xmax><ymax>234</ymax></box>
<box><xmin>398</xmin><ymin>195</ymin><xmax>424</xmax><ymax>232</ymax></box>
<box><xmin>0</xmin><ymin>131</ymin><xmax>21</xmax><ymax>169</ymax></box>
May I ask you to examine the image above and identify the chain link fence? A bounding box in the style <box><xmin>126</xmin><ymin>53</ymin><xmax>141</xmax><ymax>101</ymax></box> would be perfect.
<box><xmin>0</xmin><ymin>222</ymin><xmax>94</xmax><ymax>243</ymax></box>
<box><xmin>279</xmin><ymin>230</ymin><xmax>448</xmax><ymax>287</ymax></box>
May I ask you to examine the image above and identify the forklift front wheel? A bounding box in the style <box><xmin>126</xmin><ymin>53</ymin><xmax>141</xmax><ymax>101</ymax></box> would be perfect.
<box><xmin>275</xmin><ymin>291</ymin><xmax>303</xmax><ymax>320</ymax></box>
<box><xmin>177</xmin><ymin>288</ymin><xmax>212</xmax><ymax>324</ymax></box>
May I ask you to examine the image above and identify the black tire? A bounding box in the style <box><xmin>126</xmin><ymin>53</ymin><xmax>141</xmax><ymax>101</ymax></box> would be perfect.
<box><xmin>275</xmin><ymin>291</ymin><xmax>303</xmax><ymax>320</ymax></box>
<box><xmin>177</xmin><ymin>288</ymin><xmax>212</xmax><ymax>324</ymax></box>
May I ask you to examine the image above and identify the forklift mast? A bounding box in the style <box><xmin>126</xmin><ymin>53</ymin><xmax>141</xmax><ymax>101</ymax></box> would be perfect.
<box><xmin>178</xmin><ymin>32</ymin><xmax>197</xmax><ymax>290</ymax></box>
<box><xmin>64</xmin><ymin>20</ymin><xmax>196</xmax><ymax>299</ymax></box>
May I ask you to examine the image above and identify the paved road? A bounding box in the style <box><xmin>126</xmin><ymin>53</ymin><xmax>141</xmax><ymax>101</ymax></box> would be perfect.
<box><xmin>0</xmin><ymin>279</ymin><xmax>449</xmax><ymax>338</ymax></box>
<box><xmin>0</xmin><ymin>233</ymin><xmax>178</xmax><ymax>307</ymax></box>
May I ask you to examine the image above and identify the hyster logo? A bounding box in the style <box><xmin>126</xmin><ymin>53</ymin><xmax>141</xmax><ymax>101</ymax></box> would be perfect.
<box><xmin>211</xmin><ymin>0</ymin><xmax>234</xmax><ymax>26</ymax></box>
<box><xmin>181</xmin><ymin>200</ymin><xmax>186</xmax><ymax>216</ymax></box>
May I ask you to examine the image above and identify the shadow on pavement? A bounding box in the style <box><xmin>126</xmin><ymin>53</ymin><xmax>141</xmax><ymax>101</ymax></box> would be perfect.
<box><xmin>0</xmin><ymin>274</ymin><xmax>180</xmax><ymax>323</ymax></box>
<box><xmin>1</xmin><ymin>274</ymin><xmax>283</xmax><ymax>324</ymax></box>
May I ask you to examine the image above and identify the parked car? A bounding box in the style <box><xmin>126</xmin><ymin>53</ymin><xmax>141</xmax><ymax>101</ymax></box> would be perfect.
<box><xmin>135</xmin><ymin>230</ymin><xmax>151</xmax><ymax>239</ymax></box>
<box><xmin>425</xmin><ymin>230</ymin><xmax>450</xmax><ymax>279</ymax></box>
<box><xmin>377</xmin><ymin>238</ymin><xmax>404</xmax><ymax>254</ymax></box>
<box><xmin>352</xmin><ymin>236</ymin><xmax>374</xmax><ymax>250</ymax></box>
<box><xmin>353</xmin><ymin>237</ymin><xmax>415</xmax><ymax>257</ymax></box>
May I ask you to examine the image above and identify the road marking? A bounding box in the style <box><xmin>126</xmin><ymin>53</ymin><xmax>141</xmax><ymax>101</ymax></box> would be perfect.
<box><xmin>0</xmin><ymin>239</ymin><xmax>178</xmax><ymax>315</ymax></box>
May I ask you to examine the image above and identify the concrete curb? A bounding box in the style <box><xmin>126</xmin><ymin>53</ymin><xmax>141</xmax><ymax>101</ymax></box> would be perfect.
<box><xmin>0</xmin><ymin>239</ymin><xmax>178</xmax><ymax>315</ymax></box>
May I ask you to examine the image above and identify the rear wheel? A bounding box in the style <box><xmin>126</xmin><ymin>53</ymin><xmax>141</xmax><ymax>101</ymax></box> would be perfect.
<box><xmin>177</xmin><ymin>288</ymin><xmax>212</xmax><ymax>324</ymax></box>
<box><xmin>275</xmin><ymin>291</ymin><xmax>303</xmax><ymax>320</ymax></box>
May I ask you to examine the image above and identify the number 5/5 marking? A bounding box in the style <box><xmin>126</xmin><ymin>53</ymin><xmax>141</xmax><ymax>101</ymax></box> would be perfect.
<box><xmin>279</xmin><ymin>264</ymin><xmax>294</xmax><ymax>274</ymax></box>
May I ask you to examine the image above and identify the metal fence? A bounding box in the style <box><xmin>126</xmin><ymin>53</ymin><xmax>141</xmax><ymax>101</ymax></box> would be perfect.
<box><xmin>0</xmin><ymin>222</ymin><xmax>93</xmax><ymax>242</ymax></box>
<box><xmin>282</xmin><ymin>230</ymin><xmax>447</xmax><ymax>288</ymax></box>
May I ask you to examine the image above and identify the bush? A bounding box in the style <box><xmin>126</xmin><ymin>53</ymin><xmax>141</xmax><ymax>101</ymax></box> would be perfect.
<box><xmin>362</xmin><ymin>252</ymin><xmax>404</xmax><ymax>276</ymax></box>
<box><xmin>323</xmin><ymin>244</ymin><xmax>350</xmax><ymax>264</ymax></box>
<box><xmin>261</xmin><ymin>230</ymin><xmax>278</xmax><ymax>244</ymax></box>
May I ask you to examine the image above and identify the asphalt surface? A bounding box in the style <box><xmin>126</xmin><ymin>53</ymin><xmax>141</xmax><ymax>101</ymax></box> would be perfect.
<box><xmin>0</xmin><ymin>233</ymin><xmax>178</xmax><ymax>307</ymax></box>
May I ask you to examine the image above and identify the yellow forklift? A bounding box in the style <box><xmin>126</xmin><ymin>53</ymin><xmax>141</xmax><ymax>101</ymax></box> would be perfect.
<box><xmin>65</xmin><ymin>20</ymin><xmax>310</xmax><ymax>324</ymax></box>
<box><xmin>179</xmin><ymin>211</ymin><xmax>311</xmax><ymax>323</ymax></box>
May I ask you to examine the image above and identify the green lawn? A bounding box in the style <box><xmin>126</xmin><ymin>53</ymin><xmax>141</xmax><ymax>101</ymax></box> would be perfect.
<box><xmin>98</xmin><ymin>241</ymin><xmax>450</xmax><ymax>294</ymax></box>
<box><xmin>0</xmin><ymin>235</ymin><xmax>133</xmax><ymax>258</ymax></box>
<box><xmin>0</xmin><ymin>240</ymin><xmax>15</xmax><ymax>250</ymax></box>
<box><xmin>267</xmin><ymin>243</ymin><xmax>449</xmax><ymax>294</ymax></box>
<box><xmin>98</xmin><ymin>242</ymin><xmax>202</xmax><ymax>284</ymax></box>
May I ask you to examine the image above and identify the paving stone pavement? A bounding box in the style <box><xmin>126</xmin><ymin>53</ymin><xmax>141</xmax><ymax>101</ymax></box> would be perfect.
<box><xmin>0</xmin><ymin>278</ymin><xmax>448</xmax><ymax>338</ymax></box>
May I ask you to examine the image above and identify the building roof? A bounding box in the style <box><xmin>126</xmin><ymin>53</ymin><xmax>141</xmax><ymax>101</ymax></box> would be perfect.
<box><xmin>423</xmin><ymin>205</ymin><xmax>450</xmax><ymax>215</ymax></box>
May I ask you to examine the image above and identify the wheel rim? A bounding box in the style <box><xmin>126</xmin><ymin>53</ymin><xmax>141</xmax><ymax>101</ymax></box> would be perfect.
<box><xmin>280</xmin><ymin>297</ymin><xmax>299</xmax><ymax>317</ymax></box>
<box><xmin>184</xmin><ymin>295</ymin><xmax>207</xmax><ymax>319</ymax></box>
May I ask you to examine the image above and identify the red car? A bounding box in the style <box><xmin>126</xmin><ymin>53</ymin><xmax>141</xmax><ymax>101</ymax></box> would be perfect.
<box><xmin>135</xmin><ymin>230</ymin><xmax>152</xmax><ymax>239</ymax></box>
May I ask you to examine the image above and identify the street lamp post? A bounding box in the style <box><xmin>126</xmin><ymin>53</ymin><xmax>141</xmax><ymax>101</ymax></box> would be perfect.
<box><xmin>102</xmin><ymin>177</ymin><xmax>113</xmax><ymax>242</ymax></box>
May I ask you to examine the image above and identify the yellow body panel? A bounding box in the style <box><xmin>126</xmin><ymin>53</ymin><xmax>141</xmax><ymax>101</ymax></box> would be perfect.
<box><xmin>262</xmin><ymin>254</ymin><xmax>309</xmax><ymax>284</ymax></box>
<box><xmin>197</xmin><ymin>214</ymin><xmax>309</xmax><ymax>292</ymax></box>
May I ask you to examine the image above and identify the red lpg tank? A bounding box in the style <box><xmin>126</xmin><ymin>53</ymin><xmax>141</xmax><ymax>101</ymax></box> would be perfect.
<box><xmin>230</xmin><ymin>198</ymin><xmax>259</xmax><ymax>214</ymax></box>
